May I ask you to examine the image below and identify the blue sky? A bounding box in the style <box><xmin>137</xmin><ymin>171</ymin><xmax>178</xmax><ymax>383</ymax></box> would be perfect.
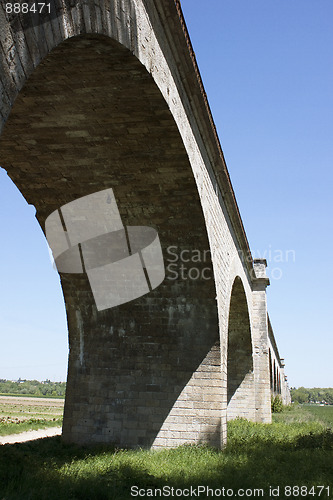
<box><xmin>0</xmin><ymin>0</ymin><xmax>332</xmax><ymax>387</ymax></box>
<box><xmin>180</xmin><ymin>0</ymin><xmax>333</xmax><ymax>388</ymax></box>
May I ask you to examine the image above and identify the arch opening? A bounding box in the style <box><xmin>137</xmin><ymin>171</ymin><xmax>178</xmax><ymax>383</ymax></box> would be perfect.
<box><xmin>0</xmin><ymin>168</ymin><xmax>68</xmax><ymax>383</ymax></box>
<box><xmin>227</xmin><ymin>277</ymin><xmax>254</xmax><ymax>421</ymax></box>
<box><xmin>269</xmin><ymin>349</ymin><xmax>273</xmax><ymax>392</ymax></box>
<box><xmin>0</xmin><ymin>34</ymin><xmax>220</xmax><ymax>447</ymax></box>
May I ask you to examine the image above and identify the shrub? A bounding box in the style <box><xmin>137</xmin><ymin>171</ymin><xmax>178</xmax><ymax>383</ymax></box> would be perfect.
<box><xmin>271</xmin><ymin>395</ymin><xmax>284</xmax><ymax>413</ymax></box>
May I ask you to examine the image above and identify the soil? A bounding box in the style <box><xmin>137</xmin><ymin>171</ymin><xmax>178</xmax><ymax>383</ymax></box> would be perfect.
<box><xmin>0</xmin><ymin>396</ymin><xmax>64</xmax><ymax>407</ymax></box>
<box><xmin>0</xmin><ymin>426</ymin><xmax>62</xmax><ymax>445</ymax></box>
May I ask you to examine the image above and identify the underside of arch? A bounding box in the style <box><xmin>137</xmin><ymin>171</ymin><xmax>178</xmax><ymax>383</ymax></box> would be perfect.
<box><xmin>0</xmin><ymin>34</ymin><xmax>221</xmax><ymax>448</ymax></box>
<box><xmin>227</xmin><ymin>277</ymin><xmax>255</xmax><ymax>421</ymax></box>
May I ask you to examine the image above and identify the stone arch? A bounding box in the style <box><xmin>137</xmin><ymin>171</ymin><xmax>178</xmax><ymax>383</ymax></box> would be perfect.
<box><xmin>227</xmin><ymin>276</ymin><xmax>255</xmax><ymax>421</ymax></box>
<box><xmin>0</xmin><ymin>33</ymin><xmax>220</xmax><ymax>447</ymax></box>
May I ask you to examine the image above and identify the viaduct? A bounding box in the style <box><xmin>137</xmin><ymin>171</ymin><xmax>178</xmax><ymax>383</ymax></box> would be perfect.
<box><xmin>0</xmin><ymin>0</ymin><xmax>291</xmax><ymax>448</ymax></box>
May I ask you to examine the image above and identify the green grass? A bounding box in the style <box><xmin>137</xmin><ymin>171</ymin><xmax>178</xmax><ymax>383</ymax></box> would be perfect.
<box><xmin>302</xmin><ymin>405</ymin><xmax>333</xmax><ymax>428</ymax></box>
<box><xmin>0</xmin><ymin>406</ymin><xmax>333</xmax><ymax>499</ymax></box>
<box><xmin>0</xmin><ymin>396</ymin><xmax>64</xmax><ymax>436</ymax></box>
<box><xmin>272</xmin><ymin>403</ymin><xmax>333</xmax><ymax>427</ymax></box>
<box><xmin>0</xmin><ymin>417</ymin><xmax>62</xmax><ymax>436</ymax></box>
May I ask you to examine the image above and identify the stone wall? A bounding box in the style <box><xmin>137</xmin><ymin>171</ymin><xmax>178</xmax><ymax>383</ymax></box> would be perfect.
<box><xmin>0</xmin><ymin>0</ymin><xmax>289</xmax><ymax>447</ymax></box>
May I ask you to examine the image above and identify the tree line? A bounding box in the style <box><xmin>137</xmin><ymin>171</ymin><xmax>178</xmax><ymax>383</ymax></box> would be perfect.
<box><xmin>0</xmin><ymin>379</ymin><xmax>66</xmax><ymax>398</ymax></box>
<box><xmin>291</xmin><ymin>387</ymin><xmax>333</xmax><ymax>405</ymax></box>
<box><xmin>1</xmin><ymin>380</ymin><xmax>332</xmax><ymax>404</ymax></box>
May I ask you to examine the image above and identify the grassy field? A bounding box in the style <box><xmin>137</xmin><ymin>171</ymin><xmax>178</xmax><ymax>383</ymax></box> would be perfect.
<box><xmin>303</xmin><ymin>405</ymin><xmax>333</xmax><ymax>427</ymax></box>
<box><xmin>0</xmin><ymin>392</ymin><xmax>65</xmax><ymax>399</ymax></box>
<box><xmin>0</xmin><ymin>396</ymin><xmax>64</xmax><ymax>436</ymax></box>
<box><xmin>0</xmin><ymin>404</ymin><xmax>332</xmax><ymax>499</ymax></box>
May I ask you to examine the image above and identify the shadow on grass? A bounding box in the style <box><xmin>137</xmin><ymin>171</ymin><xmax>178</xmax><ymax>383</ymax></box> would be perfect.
<box><xmin>0</xmin><ymin>425</ymin><xmax>333</xmax><ymax>499</ymax></box>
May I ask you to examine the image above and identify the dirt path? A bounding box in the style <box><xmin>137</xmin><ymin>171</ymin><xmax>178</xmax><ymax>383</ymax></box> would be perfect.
<box><xmin>0</xmin><ymin>426</ymin><xmax>62</xmax><ymax>445</ymax></box>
